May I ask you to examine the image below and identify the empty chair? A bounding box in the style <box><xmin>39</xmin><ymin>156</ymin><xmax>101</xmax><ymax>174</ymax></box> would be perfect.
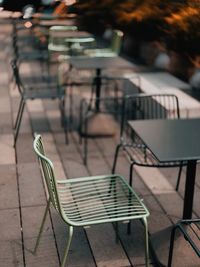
<box><xmin>48</xmin><ymin>25</ymin><xmax>78</xmax><ymax>53</ymax></box>
<box><xmin>168</xmin><ymin>219</ymin><xmax>200</xmax><ymax>267</ymax></box>
<box><xmin>84</xmin><ymin>29</ymin><xmax>123</xmax><ymax>57</ymax></box>
<box><xmin>33</xmin><ymin>134</ymin><xmax>150</xmax><ymax>267</ymax></box>
<box><xmin>112</xmin><ymin>94</ymin><xmax>186</xmax><ymax>191</ymax></box>
<box><xmin>11</xmin><ymin>59</ymin><xmax>67</xmax><ymax>146</ymax></box>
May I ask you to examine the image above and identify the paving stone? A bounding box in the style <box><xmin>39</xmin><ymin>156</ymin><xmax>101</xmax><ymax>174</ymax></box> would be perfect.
<box><xmin>0</xmin><ymin>239</ymin><xmax>24</xmax><ymax>267</ymax></box>
<box><xmin>0</xmin><ymin>164</ymin><xmax>19</xmax><ymax>209</ymax></box>
<box><xmin>24</xmin><ymin>236</ymin><xmax>59</xmax><ymax>267</ymax></box>
<box><xmin>17</xmin><ymin>162</ymin><xmax>46</xmax><ymax>207</ymax></box>
<box><xmin>0</xmin><ymin>113</ymin><xmax>13</xmax><ymax>134</ymax></box>
<box><xmin>0</xmin><ymin>134</ymin><xmax>15</xmax><ymax>164</ymax></box>
<box><xmin>22</xmin><ymin>206</ymin><xmax>53</xmax><ymax>239</ymax></box>
<box><xmin>0</xmin><ymin>208</ymin><xmax>21</xmax><ymax>240</ymax></box>
<box><xmin>0</xmin><ymin>96</ymin><xmax>11</xmax><ymax>113</ymax></box>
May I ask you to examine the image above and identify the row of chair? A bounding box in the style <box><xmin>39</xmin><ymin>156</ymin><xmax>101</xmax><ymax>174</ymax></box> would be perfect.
<box><xmin>10</xmin><ymin>18</ymin><xmax>200</xmax><ymax>267</ymax></box>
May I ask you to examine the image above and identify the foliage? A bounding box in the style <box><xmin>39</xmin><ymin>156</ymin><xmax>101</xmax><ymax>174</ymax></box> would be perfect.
<box><xmin>72</xmin><ymin>0</ymin><xmax>200</xmax><ymax>59</ymax></box>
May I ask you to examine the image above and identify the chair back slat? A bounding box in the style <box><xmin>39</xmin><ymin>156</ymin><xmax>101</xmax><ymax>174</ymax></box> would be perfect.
<box><xmin>121</xmin><ymin>94</ymin><xmax>180</xmax><ymax>138</ymax></box>
<box><xmin>33</xmin><ymin>135</ymin><xmax>61</xmax><ymax>213</ymax></box>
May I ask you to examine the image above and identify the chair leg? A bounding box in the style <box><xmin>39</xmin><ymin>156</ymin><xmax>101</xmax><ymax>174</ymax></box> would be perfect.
<box><xmin>83</xmin><ymin>136</ymin><xmax>88</xmax><ymax>165</ymax></box>
<box><xmin>127</xmin><ymin>162</ymin><xmax>135</xmax><ymax>234</ymax></box>
<box><xmin>59</xmin><ymin>97</ymin><xmax>68</xmax><ymax>144</ymax></box>
<box><xmin>129</xmin><ymin>162</ymin><xmax>135</xmax><ymax>187</ymax></box>
<box><xmin>175</xmin><ymin>163</ymin><xmax>183</xmax><ymax>191</ymax></box>
<box><xmin>61</xmin><ymin>225</ymin><xmax>73</xmax><ymax>267</ymax></box>
<box><xmin>167</xmin><ymin>225</ymin><xmax>177</xmax><ymax>267</ymax></box>
<box><xmin>33</xmin><ymin>200</ymin><xmax>51</xmax><ymax>254</ymax></box>
<box><xmin>69</xmin><ymin>85</ymin><xmax>73</xmax><ymax>125</ymax></box>
<box><xmin>13</xmin><ymin>98</ymin><xmax>25</xmax><ymax>147</ymax></box>
<box><xmin>142</xmin><ymin>217</ymin><xmax>149</xmax><ymax>267</ymax></box>
<box><xmin>111</xmin><ymin>143</ymin><xmax>122</xmax><ymax>174</ymax></box>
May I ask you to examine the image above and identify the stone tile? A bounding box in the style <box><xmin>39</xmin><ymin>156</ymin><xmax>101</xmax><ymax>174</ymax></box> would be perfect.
<box><xmin>0</xmin><ymin>113</ymin><xmax>13</xmax><ymax>134</ymax></box>
<box><xmin>0</xmin><ymin>209</ymin><xmax>21</xmax><ymax>240</ymax></box>
<box><xmin>16</xmin><ymin>133</ymin><xmax>36</xmax><ymax>164</ymax></box>
<box><xmin>0</xmin><ymin>239</ymin><xmax>24</xmax><ymax>267</ymax></box>
<box><xmin>22</xmin><ymin>206</ymin><xmax>53</xmax><ymax>239</ymax></box>
<box><xmin>0</xmin><ymin>134</ymin><xmax>15</xmax><ymax>164</ymax></box>
<box><xmin>0</xmin><ymin>164</ymin><xmax>19</xmax><ymax>209</ymax></box>
<box><xmin>24</xmin><ymin>236</ymin><xmax>59</xmax><ymax>267</ymax></box>
<box><xmin>0</xmin><ymin>96</ymin><xmax>11</xmax><ymax>113</ymax></box>
<box><xmin>18</xmin><ymin>162</ymin><xmax>46</xmax><ymax>207</ymax></box>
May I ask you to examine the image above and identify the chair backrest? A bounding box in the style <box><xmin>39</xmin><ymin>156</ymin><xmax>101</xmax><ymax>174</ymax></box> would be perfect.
<box><xmin>121</xmin><ymin>93</ymin><xmax>180</xmax><ymax>137</ymax></box>
<box><xmin>33</xmin><ymin>134</ymin><xmax>62</xmax><ymax>214</ymax></box>
<box><xmin>110</xmin><ymin>30</ymin><xmax>124</xmax><ymax>55</ymax></box>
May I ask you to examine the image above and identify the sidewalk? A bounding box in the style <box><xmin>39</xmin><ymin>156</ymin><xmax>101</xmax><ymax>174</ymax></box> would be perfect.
<box><xmin>0</xmin><ymin>21</ymin><xmax>200</xmax><ymax>267</ymax></box>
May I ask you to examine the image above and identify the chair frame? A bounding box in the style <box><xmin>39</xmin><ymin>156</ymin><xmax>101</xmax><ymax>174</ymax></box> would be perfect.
<box><xmin>11</xmin><ymin>59</ymin><xmax>67</xmax><ymax>146</ymax></box>
<box><xmin>33</xmin><ymin>134</ymin><xmax>150</xmax><ymax>267</ymax></box>
<box><xmin>112</xmin><ymin>94</ymin><xmax>186</xmax><ymax>192</ymax></box>
<box><xmin>168</xmin><ymin>219</ymin><xmax>200</xmax><ymax>267</ymax></box>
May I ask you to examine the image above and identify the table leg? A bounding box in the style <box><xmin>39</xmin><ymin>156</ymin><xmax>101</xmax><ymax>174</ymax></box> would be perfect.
<box><xmin>183</xmin><ymin>160</ymin><xmax>197</xmax><ymax>219</ymax></box>
<box><xmin>94</xmin><ymin>68</ymin><xmax>101</xmax><ymax>111</ymax></box>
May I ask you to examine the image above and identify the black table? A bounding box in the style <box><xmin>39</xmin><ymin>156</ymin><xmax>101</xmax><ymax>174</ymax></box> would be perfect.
<box><xmin>128</xmin><ymin>118</ymin><xmax>200</xmax><ymax>219</ymax></box>
<box><xmin>69</xmin><ymin>56</ymin><xmax>134</xmax><ymax>110</ymax></box>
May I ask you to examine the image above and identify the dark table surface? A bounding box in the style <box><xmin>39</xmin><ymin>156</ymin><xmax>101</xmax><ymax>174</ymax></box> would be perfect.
<box><xmin>69</xmin><ymin>56</ymin><xmax>135</xmax><ymax>71</ymax></box>
<box><xmin>128</xmin><ymin>118</ymin><xmax>200</xmax><ymax>162</ymax></box>
<box><xmin>51</xmin><ymin>31</ymin><xmax>93</xmax><ymax>39</ymax></box>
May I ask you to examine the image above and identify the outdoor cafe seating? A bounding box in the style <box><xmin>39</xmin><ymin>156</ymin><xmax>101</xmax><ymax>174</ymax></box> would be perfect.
<box><xmin>33</xmin><ymin>134</ymin><xmax>150</xmax><ymax>267</ymax></box>
<box><xmin>2</xmin><ymin>8</ymin><xmax>200</xmax><ymax>267</ymax></box>
<box><xmin>11</xmin><ymin>58</ymin><xmax>67</xmax><ymax>146</ymax></box>
<box><xmin>111</xmin><ymin>94</ymin><xmax>186</xmax><ymax>192</ymax></box>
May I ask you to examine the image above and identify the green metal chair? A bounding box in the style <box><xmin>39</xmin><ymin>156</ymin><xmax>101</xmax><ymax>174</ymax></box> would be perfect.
<box><xmin>11</xmin><ymin>59</ymin><xmax>67</xmax><ymax>146</ymax></box>
<box><xmin>84</xmin><ymin>29</ymin><xmax>124</xmax><ymax>57</ymax></box>
<box><xmin>33</xmin><ymin>134</ymin><xmax>150</xmax><ymax>267</ymax></box>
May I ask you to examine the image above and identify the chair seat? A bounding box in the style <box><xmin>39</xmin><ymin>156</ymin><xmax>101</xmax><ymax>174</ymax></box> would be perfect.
<box><xmin>57</xmin><ymin>174</ymin><xmax>149</xmax><ymax>227</ymax></box>
<box><xmin>84</xmin><ymin>48</ymin><xmax>118</xmax><ymax>57</ymax></box>
<box><xmin>123</xmin><ymin>143</ymin><xmax>187</xmax><ymax>167</ymax></box>
<box><xmin>24</xmin><ymin>85</ymin><xmax>64</xmax><ymax>99</ymax></box>
<box><xmin>48</xmin><ymin>43</ymin><xmax>69</xmax><ymax>52</ymax></box>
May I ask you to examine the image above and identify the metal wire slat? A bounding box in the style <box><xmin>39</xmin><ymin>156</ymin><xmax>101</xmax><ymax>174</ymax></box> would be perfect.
<box><xmin>33</xmin><ymin>135</ymin><xmax>150</xmax><ymax>267</ymax></box>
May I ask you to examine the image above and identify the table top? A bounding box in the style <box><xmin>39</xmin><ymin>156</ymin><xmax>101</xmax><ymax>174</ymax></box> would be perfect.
<box><xmin>69</xmin><ymin>56</ymin><xmax>134</xmax><ymax>70</ymax></box>
<box><xmin>39</xmin><ymin>19</ymin><xmax>76</xmax><ymax>27</ymax></box>
<box><xmin>50</xmin><ymin>31</ymin><xmax>92</xmax><ymax>39</ymax></box>
<box><xmin>128</xmin><ymin>118</ymin><xmax>200</xmax><ymax>162</ymax></box>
